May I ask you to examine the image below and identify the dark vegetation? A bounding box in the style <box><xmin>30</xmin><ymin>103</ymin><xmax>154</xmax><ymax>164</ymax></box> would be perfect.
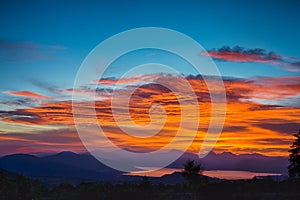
<box><xmin>1</xmin><ymin>168</ymin><xmax>300</xmax><ymax>200</ymax></box>
<box><xmin>288</xmin><ymin>129</ymin><xmax>300</xmax><ymax>178</ymax></box>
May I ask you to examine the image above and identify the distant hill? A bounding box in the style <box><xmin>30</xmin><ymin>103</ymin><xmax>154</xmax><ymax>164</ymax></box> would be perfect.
<box><xmin>0</xmin><ymin>151</ymin><xmax>122</xmax><ymax>182</ymax></box>
<box><xmin>0</xmin><ymin>151</ymin><xmax>289</xmax><ymax>185</ymax></box>
<box><xmin>168</xmin><ymin>151</ymin><xmax>289</xmax><ymax>174</ymax></box>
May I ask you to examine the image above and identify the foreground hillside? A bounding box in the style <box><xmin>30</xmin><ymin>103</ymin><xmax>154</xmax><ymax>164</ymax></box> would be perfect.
<box><xmin>0</xmin><ymin>169</ymin><xmax>299</xmax><ymax>200</ymax></box>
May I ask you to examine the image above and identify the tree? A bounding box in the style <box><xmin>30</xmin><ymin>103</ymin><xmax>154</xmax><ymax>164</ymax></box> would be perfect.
<box><xmin>140</xmin><ymin>176</ymin><xmax>150</xmax><ymax>189</ymax></box>
<box><xmin>0</xmin><ymin>170</ymin><xmax>9</xmax><ymax>199</ymax></box>
<box><xmin>182</xmin><ymin>160</ymin><xmax>203</xmax><ymax>184</ymax></box>
<box><xmin>16</xmin><ymin>173</ymin><xmax>34</xmax><ymax>200</ymax></box>
<box><xmin>288</xmin><ymin>129</ymin><xmax>300</xmax><ymax>178</ymax></box>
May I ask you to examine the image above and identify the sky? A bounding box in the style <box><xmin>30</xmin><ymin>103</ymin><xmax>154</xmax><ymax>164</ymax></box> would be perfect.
<box><xmin>0</xmin><ymin>0</ymin><xmax>300</xmax><ymax>157</ymax></box>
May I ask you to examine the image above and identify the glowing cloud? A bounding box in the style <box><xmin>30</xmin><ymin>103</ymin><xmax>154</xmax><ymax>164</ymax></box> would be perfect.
<box><xmin>202</xmin><ymin>46</ymin><xmax>300</xmax><ymax>72</ymax></box>
<box><xmin>1</xmin><ymin>74</ymin><xmax>299</xmax><ymax>156</ymax></box>
<box><xmin>4</xmin><ymin>91</ymin><xmax>51</xmax><ymax>99</ymax></box>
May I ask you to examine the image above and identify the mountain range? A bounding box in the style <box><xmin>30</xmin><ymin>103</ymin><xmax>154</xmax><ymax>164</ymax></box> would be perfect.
<box><xmin>169</xmin><ymin>151</ymin><xmax>288</xmax><ymax>174</ymax></box>
<box><xmin>0</xmin><ymin>151</ymin><xmax>288</xmax><ymax>186</ymax></box>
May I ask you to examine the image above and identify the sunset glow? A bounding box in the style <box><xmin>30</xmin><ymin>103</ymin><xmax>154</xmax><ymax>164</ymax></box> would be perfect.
<box><xmin>1</xmin><ymin>74</ymin><xmax>299</xmax><ymax>156</ymax></box>
<box><xmin>1</xmin><ymin>1</ymin><xmax>300</xmax><ymax>161</ymax></box>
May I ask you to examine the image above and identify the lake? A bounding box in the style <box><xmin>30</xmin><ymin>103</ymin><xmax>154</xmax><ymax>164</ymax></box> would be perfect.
<box><xmin>125</xmin><ymin>168</ymin><xmax>282</xmax><ymax>180</ymax></box>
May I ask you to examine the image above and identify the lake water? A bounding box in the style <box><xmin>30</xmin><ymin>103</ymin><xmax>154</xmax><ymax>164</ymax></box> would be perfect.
<box><xmin>125</xmin><ymin>168</ymin><xmax>282</xmax><ymax>180</ymax></box>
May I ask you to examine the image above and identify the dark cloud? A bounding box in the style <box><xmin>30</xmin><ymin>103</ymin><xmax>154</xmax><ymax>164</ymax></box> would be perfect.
<box><xmin>253</xmin><ymin>119</ymin><xmax>300</xmax><ymax>135</ymax></box>
<box><xmin>203</xmin><ymin>45</ymin><xmax>300</xmax><ymax>72</ymax></box>
<box><xmin>247</xmin><ymin>104</ymin><xmax>283</xmax><ymax>111</ymax></box>
<box><xmin>254</xmin><ymin>138</ymin><xmax>292</xmax><ymax>145</ymax></box>
<box><xmin>29</xmin><ymin>79</ymin><xmax>59</xmax><ymax>94</ymax></box>
<box><xmin>222</xmin><ymin>126</ymin><xmax>248</xmax><ymax>133</ymax></box>
<box><xmin>0</xmin><ymin>128</ymin><xmax>85</xmax><ymax>156</ymax></box>
<box><xmin>290</xmin><ymin>61</ymin><xmax>300</xmax><ymax>67</ymax></box>
<box><xmin>0</xmin><ymin>110</ymin><xmax>44</xmax><ymax>124</ymax></box>
<box><xmin>0</xmin><ymin>98</ymin><xmax>36</xmax><ymax>107</ymax></box>
<box><xmin>0</xmin><ymin>41</ymin><xmax>67</xmax><ymax>62</ymax></box>
<box><xmin>205</xmin><ymin>45</ymin><xmax>281</xmax><ymax>62</ymax></box>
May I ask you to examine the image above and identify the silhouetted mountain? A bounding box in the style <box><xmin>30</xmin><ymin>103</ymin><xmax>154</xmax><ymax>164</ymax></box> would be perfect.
<box><xmin>168</xmin><ymin>151</ymin><xmax>289</xmax><ymax>174</ymax></box>
<box><xmin>44</xmin><ymin>151</ymin><xmax>116</xmax><ymax>173</ymax></box>
<box><xmin>0</xmin><ymin>152</ymin><xmax>122</xmax><ymax>183</ymax></box>
<box><xmin>0</xmin><ymin>151</ymin><xmax>288</xmax><ymax>186</ymax></box>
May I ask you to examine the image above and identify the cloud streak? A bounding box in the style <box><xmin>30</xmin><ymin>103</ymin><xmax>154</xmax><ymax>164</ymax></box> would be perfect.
<box><xmin>1</xmin><ymin>74</ymin><xmax>300</xmax><ymax>156</ymax></box>
<box><xmin>0</xmin><ymin>128</ymin><xmax>85</xmax><ymax>155</ymax></box>
<box><xmin>202</xmin><ymin>46</ymin><xmax>300</xmax><ymax>72</ymax></box>
<box><xmin>4</xmin><ymin>91</ymin><xmax>51</xmax><ymax>99</ymax></box>
<box><xmin>0</xmin><ymin>41</ymin><xmax>67</xmax><ymax>62</ymax></box>
<box><xmin>93</xmin><ymin>74</ymin><xmax>163</xmax><ymax>85</ymax></box>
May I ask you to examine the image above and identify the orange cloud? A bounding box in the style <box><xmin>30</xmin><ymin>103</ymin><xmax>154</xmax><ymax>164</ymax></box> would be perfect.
<box><xmin>202</xmin><ymin>46</ymin><xmax>300</xmax><ymax>72</ymax></box>
<box><xmin>93</xmin><ymin>74</ymin><xmax>157</xmax><ymax>85</ymax></box>
<box><xmin>4</xmin><ymin>91</ymin><xmax>51</xmax><ymax>99</ymax></box>
<box><xmin>204</xmin><ymin>51</ymin><xmax>280</xmax><ymax>64</ymax></box>
<box><xmin>1</xmin><ymin>74</ymin><xmax>300</xmax><ymax>156</ymax></box>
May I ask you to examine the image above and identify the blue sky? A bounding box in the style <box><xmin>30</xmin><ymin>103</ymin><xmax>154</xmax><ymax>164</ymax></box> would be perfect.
<box><xmin>0</xmin><ymin>0</ymin><xmax>299</xmax><ymax>103</ymax></box>
<box><xmin>1</xmin><ymin>0</ymin><xmax>299</xmax><ymax>109</ymax></box>
<box><xmin>0</xmin><ymin>0</ymin><xmax>300</xmax><ymax>156</ymax></box>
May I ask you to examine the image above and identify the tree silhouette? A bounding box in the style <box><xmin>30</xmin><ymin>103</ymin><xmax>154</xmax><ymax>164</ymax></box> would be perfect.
<box><xmin>182</xmin><ymin>160</ymin><xmax>203</xmax><ymax>185</ymax></box>
<box><xmin>140</xmin><ymin>176</ymin><xmax>151</xmax><ymax>191</ymax></box>
<box><xmin>288</xmin><ymin>129</ymin><xmax>300</xmax><ymax>178</ymax></box>
<box><xmin>16</xmin><ymin>173</ymin><xmax>33</xmax><ymax>200</ymax></box>
<box><xmin>0</xmin><ymin>171</ymin><xmax>9</xmax><ymax>199</ymax></box>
